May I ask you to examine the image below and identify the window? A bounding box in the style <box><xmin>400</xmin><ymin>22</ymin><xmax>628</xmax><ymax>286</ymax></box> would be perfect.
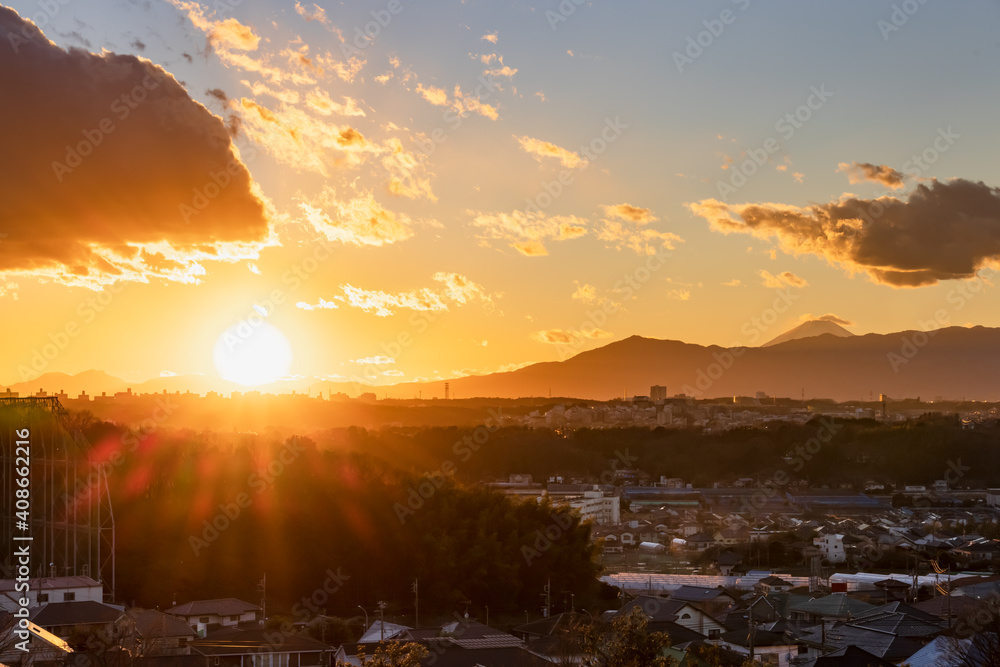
<box><xmin>200</xmin><ymin>617</ymin><xmax>210</xmax><ymax>623</ymax></box>
<box><xmin>708</xmin><ymin>629</ymin><xmax>720</xmax><ymax>639</ymax></box>
<box><xmin>63</xmin><ymin>592</ymin><xmax>75</xmax><ymax>601</ymax></box>
<box><xmin>680</xmin><ymin>613</ymin><xmax>691</xmax><ymax>620</ymax></box>
<box><xmin>38</xmin><ymin>594</ymin><xmax>49</xmax><ymax>603</ymax></box>
<box><xmin>230</xmin><ymin>615</ymin><xmax>239</xmax><ymax>621</ymax></box>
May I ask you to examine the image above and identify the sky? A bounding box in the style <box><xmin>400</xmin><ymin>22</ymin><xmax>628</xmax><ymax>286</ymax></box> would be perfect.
<box><xmin>2</xmin><ymin>0</ymin><xmax>1000</xmax><ymax>390</ymax></box>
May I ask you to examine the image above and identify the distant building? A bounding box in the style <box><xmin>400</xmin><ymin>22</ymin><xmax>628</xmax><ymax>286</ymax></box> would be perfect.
<box><xmin>166</xmin><ymin>598</ymin><xmax>261</xmax><ymax>636</ymax></box>
<box><xmin>650</xmin><ymin>385</ymin><xmax>667</xmax><ymax>402</ymax></box>
<box><xmin>813</xmin><ymin>533</ymin><xmax>846</xmax><ymax>564</ymax></box>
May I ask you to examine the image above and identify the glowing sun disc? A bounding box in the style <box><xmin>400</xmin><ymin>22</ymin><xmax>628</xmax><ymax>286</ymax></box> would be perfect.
<box><xmin>212</xmin><ymin>321</ymin><xmax>293</xmax><ymax>386</ymax></box>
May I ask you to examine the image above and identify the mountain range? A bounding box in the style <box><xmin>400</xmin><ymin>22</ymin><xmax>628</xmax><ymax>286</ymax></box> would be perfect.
<box><xmin>6</xmin><ymin>324</ymin><xmax>1000</xmax><ymax>403</ymax></box>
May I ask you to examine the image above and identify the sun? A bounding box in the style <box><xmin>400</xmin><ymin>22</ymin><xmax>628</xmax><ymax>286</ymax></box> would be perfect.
<box><xmin>212</xmin><ymin>321</ymin><xmax>293</xmax><ymax>386</ymax></box>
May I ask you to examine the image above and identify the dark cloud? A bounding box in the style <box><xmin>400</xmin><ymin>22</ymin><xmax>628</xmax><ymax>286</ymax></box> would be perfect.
<box><xmin>130</xmin><ymin>38</ymin><xmax>146</xmax><ymax>51</ymax></box>
<box><xmin>837</xmin><ymin>161</ymin><xmax>905</xmax><ymax>189</ymax></box>
<box><xmin>59</xmin><ymin>30</ymin><xmax>92</xmax><ymax>48</ymax></box>
<box><xmin>205</xmin><ymin>87</ymin><xmax>229</xmax><ymax>104</ymax></box>
<box><xmin>0</xmin><ymin>6</ymin><xmax>270</xmax><ymax>288</ymax></box>
<box><xmin>182</xmin><ymin>52</ymin><xmax>193</xmax><ymax>63</ymax></box>
<box><xmin>690</xmin><ymin>178</ymin><xmax>1000</xmax><ymax>287</ymax></box>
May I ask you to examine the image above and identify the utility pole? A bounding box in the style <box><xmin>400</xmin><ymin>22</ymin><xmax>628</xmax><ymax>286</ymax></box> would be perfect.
<box><xmin>748</xmin><ymin>601</ymin><xmax>754</xmax><ymax>661</ymax></box>
<box><xmin>412</xmin><ymin>579</ymin><xmax>419</xmax><ymax>628</ymax></box>
<box><xmin>377</xmin><ymin>601</ymin><xmax>387</xmax><ymax>641</ymax></box>
<box><xmin>258</xmin><ymin>573</ymin><xmax>266</xmax><ymax>623</ymax></box>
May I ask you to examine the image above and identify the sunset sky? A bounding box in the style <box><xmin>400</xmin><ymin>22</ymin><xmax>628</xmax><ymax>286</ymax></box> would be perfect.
<box><xmin>2</xmin><ymin>0</ymin><xmax>1000</xmax><ymax>389</ymax></box>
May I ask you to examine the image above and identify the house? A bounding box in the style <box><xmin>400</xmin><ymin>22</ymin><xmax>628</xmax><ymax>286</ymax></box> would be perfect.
<box><xmin>718</xmin><ymin>627</ymin><xmax>803</xmax><ymax>667</ymax></box>
<box><xmin>756</xmin><ymin>576</ymin><xmax>793</xmax><ymax>595</ymax></box>
<box><xmin>0</xmin><ymin>575</ymin><xmax>104</xmax><ymax>612</ymax></box>
<box><xmin>121</xmin><ymin>608</ymin><xmax>197</xmax><ymax>656</ymax></box>
<box><xmin>511</xmin><ymin>612</ymin><xmax>587</xmax><ymax>664</ymax></box>
<box><xmin>789</xmin><ymin>594</ymin><xmax>875</xmax><ymax>624</ymax></box>
<box><xmin>29</xmin><ymin>600</ymin><xmax>125</xmax><ymax>640</ymax></box>
<box><xmin>616</xmin><ymin>596</ymin><xmax>726</xmax><ymax>639</ymax></box>
<box><xmin>795</xmin><ymin>623</ymin><xmax>923</xmax><ymax>663</ymax></box>
<box><xmin>188</xmin><ymin>626</ymin><xmax>332</xmax><ymax>667</ymax></box>
<box><xmin>812</xmin><ymin>534</ymin><xmax>846</xmax><ymax>564</ymax></box>
<box><xmin>797</xmin><ymin>645</ymin><xmax>896</xmax><ymax>667</ymax></box>
<box><xmin>685</xmin><ymin>533</ymin><xmax>714</xmax><ymax>552</ymax></box>
<box><xmin>166</xmin><ymin>598</ymin><xmax>261</xmax><ymax>636</ymax></box>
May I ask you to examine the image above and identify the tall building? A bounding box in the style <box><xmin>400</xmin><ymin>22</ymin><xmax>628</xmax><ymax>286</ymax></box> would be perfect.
<box><xmin>650</xmin><ymin>385</ymin><xmax>667</xmax><ymax>402</ymax></box>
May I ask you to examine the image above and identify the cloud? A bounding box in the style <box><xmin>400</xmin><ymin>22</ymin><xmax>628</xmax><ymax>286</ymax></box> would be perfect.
<box><xmin>300</xmin><ymin>189</ymin><xmax>414</xmax><ymax>247</ymax></box>
<box><xmin>571</xmin><ymin>282</ymin><xmax>600</xmax><ymax>304</ymax></box>
<box><xmin>295</xmin><ymin>298</ymin><xmax>338</xmax><ymax>311</ymax></box>
<box><xmin>689</xmin><ymin>178</ymin><xmax>1000</xmax><ymax>287</ymax></box>
<box><xmin>298</xmin><ymin>272</ymin><xmax>493</xmax><ymax>317</ymax></box>
<box><xmin>168</xmin><ymin>0</ymin><xmax>260</xmax><ymax>51</ymax></box>
<box><xmin>597</xmin><ymin>204</ymin><xmax>682</xmax><ymax>255</ymax></box>
<box><xmin>481</xmin><ymin>32</ymin><xmax>498</xmax><ymax>43</ymax></box>
<box><xmin>0</xmin><ymin>6</ymin><xmax>271</xmax><ymax>290</ymax></box>
<box><xmin>415</xmin><ymin>83</ymin><xmax>498</xmax><ymax>120</ymax></box>
<box><xmin>722</xmin><ymin>278</ymin><xmax>742</xmax><ymax>287</ymax></box>
<box><xmin>601</xmin><ymin>204</ymin><xmax>656</xmax><ymax>224</ymax></box>
<box><xmin>531</xmin><ymin>328</ymin><xmax>613</xmax><ymax>345</ymax></box>
<box><xmin>515</xmin><ymin>135</ymin><xmax>585</xmax><ymax>169</ymax></box>
<box><xmin>305</xmin><ymin>90</ymin><xmax>366</xmax><ymax>117</ymax></box>
<box><xmin>237</xmin><ymin>98</ymin><xmax>379</xmax><ymax>175</ymax></box>
<box><xmin>470</xmin><ymin>210</ymin><xmax>587</xmax><ymax>256</ymax></box>
<box><xmin>800</xmin><ymin>313</ymin><xmax>854</xmax><ymax>326</ymax></box>
<box><xmin>759</xmin><ymin>270</ymin><xmax>808</xmax><ymax>288</ymax></box>
<box><xmin>837</xmin><ymin>161</ymin><xmax>905</xmax><ymax>189</ymax></box>
<box><xmin>382</xmin><ymin>138</ymin><xmax>436</xmax><ymax>202</ymax></box>
<box><xmin>352</xmin><ymin>355</ymin><xmax>394</xmax><ymax>365</ymax></box>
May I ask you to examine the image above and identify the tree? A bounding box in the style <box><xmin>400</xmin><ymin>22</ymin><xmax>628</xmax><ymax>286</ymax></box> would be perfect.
<box><xmin>581</xmin><ymin>608</ymin><xmax>674</xmax><ymax>667</ymax></box>
<box><xmin>343</xmin><ymin>642</ymin><xmax>428</xmax><ymax>667</ymax></box>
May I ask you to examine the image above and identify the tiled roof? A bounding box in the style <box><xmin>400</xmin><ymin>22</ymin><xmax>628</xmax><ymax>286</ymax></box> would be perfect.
<box><xmin>30</xmin><ymin>601</ymin><xmax>124</xmax><ymax>627</ymax></box>
<box><xmin>166</xmin><ymin>598</ymin><xmax>260</xmax><ymax>617</ymax></box>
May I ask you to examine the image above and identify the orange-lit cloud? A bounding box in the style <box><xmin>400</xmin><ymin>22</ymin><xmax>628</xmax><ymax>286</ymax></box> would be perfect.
<box><xmin>300</xmin><ymin>190</ymin><xmax>414</xmax><ymax>247</ymax></box>
<box><xmin>305</xmin><ymin>91</ymin><xmax>366</xmax><ymax>117</ymax></box>
<box><xmin>531</xmin><ymin>328</ymin><xmax>613</xmax><ymax>345</ymax></box>
<box><xmin>690</xmin><ymin>179</ymin><xmax>1000</xmax><ymax>287</ymax></box>
<box><xmin>415</xmin><ymin>83</ymin><xmax>499</xmax><ymax>120</ymax></box>
<box><xmin>760</xmin><ymin>270</ymin><xmax>807</xmax><ymax>288</ymax></box>
<box><xmin>837</xmin><ymin>161</ymin><xmax>905</xmax><ymax>189</ymax></box>
<box><xmin>515</xmin><ymin>135</ymin><xmax>585</xmax><ymax>169</ymax></box>
<box><xmin>470</xmin><ymin>210</ymin><xmax>587</xmax><ymax>256</ymax></box>
<box><xmin>597</xmin><ymin>204</ymin><xmax>682</xmax><ymax>255</ymax></box>
<box><xmin>237</xmin><ymin>98</ymin><xmax>379</xmax><ymax>174</ymax></box>
<box><xmin>382</xmin><ymin>138</ymin><xmax>436</xmax><ymax>202</ymax></box>
<box><xmin>0</xmin><ymin>6</ymin><xmax>271</xmax><ymax>290</ymax></box>
<box><xmin>571</xmin><ymin>283</ymin><xmax>600</xmax><ymax>304</ymax></box>
<box><xmin>298</xmin><ymin>272</ymin><xmax>493</xmax><ymax>317</ymax></box>
<box><xmin>168</xmin><ymin>0</ymin><xmax>260</xmax><ymax>51</ymax></box>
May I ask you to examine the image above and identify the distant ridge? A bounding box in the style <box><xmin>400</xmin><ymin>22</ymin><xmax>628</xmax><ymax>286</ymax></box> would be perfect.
<box><xmin>762</xmin><ymin>319</ymin><xmax>856</xmax><ymax>347</ymax></box>
<box><xmin>7</xmin><ymin>326</ymin><xmax>1000</xmax><ymax>403</ymax></box>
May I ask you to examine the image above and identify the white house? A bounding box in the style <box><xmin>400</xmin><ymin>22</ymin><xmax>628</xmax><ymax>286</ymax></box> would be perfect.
<box><xmin>813</xmin><ymin>533</ymin><xmax>846</xmax><ymax>564</ymax></box>
<box><xmin>0</xmin><ymin>575</ymin><xmax>104</xmax><ymax>612</ymax></box>
<box><xmin>166</xmin><ymin>598</ymin><xmax>260</xmax><ymax>636</ymax></box>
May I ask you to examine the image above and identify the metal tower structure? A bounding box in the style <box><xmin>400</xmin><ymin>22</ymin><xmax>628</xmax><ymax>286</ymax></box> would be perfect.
<box><xmin>0</xmin><ymin>396</ymin><xmax>115</xmax><ymax>600</ymax></box>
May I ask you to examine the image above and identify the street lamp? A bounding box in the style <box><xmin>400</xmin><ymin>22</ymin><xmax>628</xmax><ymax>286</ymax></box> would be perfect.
<box><xmin>357</xmin><ymin>605</ymin><xmax>369</xmax><ymax>634</ymax></box>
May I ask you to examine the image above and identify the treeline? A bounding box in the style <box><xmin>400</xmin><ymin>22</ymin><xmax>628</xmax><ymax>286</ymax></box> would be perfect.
<box><xmin>69</xmin><ymin>418</ymin><xmax>603</xmax><ymax>620</ymax></box>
